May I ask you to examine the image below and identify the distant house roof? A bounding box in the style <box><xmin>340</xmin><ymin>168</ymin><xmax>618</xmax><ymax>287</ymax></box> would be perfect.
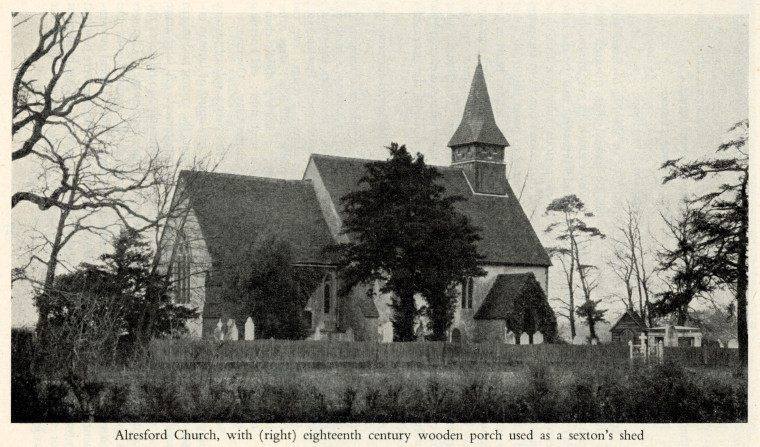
<box><xmin>475</xmin><ymin>273</ymin><xmax>537</xmax><ymax>320</ymax></box>
<box><xmin>309</xmin><ymin>154</ymin><xmax>551</xmax><ymax>266</ymax></box>
<box><xmin>610</xmin><ymin>309</ymin><xmax>648</xmax><ymax>332</ymax></box>
<box><xmin>179</xmin><ymin>171</ymin><xmax>336</xmax><ymax>264</ymax></box>
<box><xmin>447</xmin><ymin>58</ymin><xmax>509</xmax><ymax>148</ymax></box>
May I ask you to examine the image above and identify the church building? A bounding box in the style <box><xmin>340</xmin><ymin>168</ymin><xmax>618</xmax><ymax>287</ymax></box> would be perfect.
<box><xmin>158</xmin><ymin>58</ymin><xmax>556</xmax><ymax>343</ymax></box>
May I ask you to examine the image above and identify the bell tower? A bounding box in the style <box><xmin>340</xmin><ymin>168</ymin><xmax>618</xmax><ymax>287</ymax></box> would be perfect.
<box><xmin>448</xmin><ymin>57</ymin><xmax>509</xmax><ymax>195</ymax></box>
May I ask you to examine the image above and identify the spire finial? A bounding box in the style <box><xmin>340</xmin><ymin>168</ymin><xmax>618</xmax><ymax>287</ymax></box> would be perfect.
<box><xmin>477</xmin><ymin>53</ymin><xmax>481</xmax><ymax>65</ymax></box>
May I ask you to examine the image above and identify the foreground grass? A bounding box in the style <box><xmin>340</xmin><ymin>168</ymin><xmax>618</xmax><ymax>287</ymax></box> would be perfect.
<box><xmin>13</xmin><ymin>358</ymin><xmax>747</xmax><ymax>423</ymax></box>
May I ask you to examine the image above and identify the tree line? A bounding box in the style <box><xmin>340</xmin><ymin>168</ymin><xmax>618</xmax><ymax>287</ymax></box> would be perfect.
<box><xmin>543</xmin><ymin>120</ymin><xmax>748</xmax><ymax>363</ymax></box>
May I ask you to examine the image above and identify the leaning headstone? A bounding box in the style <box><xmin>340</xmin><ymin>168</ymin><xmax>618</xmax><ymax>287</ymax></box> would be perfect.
<box><xmin>727</xmin><ymin>338</ymin><xmax>739</xmax><ymax>349</ymax></box>
<box><xmin>573</xmin><ymin>334</ymin><xmax>586</xmax><ymax>345</ymax></box>
<box><xmin>214</xmin><ymin>319</ymin><xmax>224</xmax><ymax>341</ymax></box>
<box><xmin>533</xmin><ymin>331</ymin><xmax>544</xmax><ymax>345</ymax></box>
<box><xmin>717</xmin><ymin>340</ymin><xmax>724</xmax><ymax>348</ymax></box>
<box><xmin>520</xmin><ymin>332</ymin><xmax>530</xmax><ymax>345</ymax></box>
<box><xmin>505</xmin><ymin>331</ymin><xmax>516</xmax><ymax>344</ymax></box>
<box><xmin>226</xmin><ymin>318</ymin><xmax>239</xmax><ymax>341</ymax></box>
<box><xmin>244</xmin><ymin>317</ymin><xmax>255</xmax><ymax>340</ymax></box>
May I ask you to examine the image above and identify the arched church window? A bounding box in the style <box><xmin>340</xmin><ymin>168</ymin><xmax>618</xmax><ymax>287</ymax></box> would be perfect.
<box><xmin>461</xmin><ymin>277</ymin><xmax>474</xmax><ymax>309</ymax></box>
<box><xmin>173</xmin><ymin>231</ymin><xmax>191</xmax><ymax>304</ymax></box>
<box><xmin>323</xmin><ymin>275</ymin><xmax>332</xmax><ymax>314</ymax></box>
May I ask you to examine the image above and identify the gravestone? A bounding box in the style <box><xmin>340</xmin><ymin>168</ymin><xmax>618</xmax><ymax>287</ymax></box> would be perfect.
<box><xmin>533</xmin><ymin>331</ymin><xmax>544</xmax><ymax>344</ymax></box>
<box><xmin>520</xmin><ymin>332</ymin><xmax>530</xmax><ymax>345</ymax></box>
<box><xmin>505</xmin><ymin>331</ymin><xmax>516</xmax><ymax>344</ymax></box>
<box><xmin>727</xmin><ymin>338</ymin><xmax>739</xmax><ymax>349</ymax></box>
<box><xmin>226</xmin><ymin>318</ymin><xmax>239</xmax><ymax>341</ymax></box>
<box><xmin>573</xmin><ymin>334</ymin><xmax>586</xmax><ymax>345</ymax></box>
<box><xmin>244</xmin><ymin>317</ymin><xmax>255</xmax><ymax>340</ymax></box>
<box><xmin>214</xmin><ymin>319</ymin><xmax>224</xmax><ymax>341</ymax></box>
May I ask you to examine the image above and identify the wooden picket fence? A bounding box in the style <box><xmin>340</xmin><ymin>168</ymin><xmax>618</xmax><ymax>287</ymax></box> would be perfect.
<box><xmin>663</xmin><ymin>346</ymin><xmax>741</xmax><ymax>367</ymax></box>
<box><xmin>150</xmin><ymin>339</ymin><xmax>633</xmax><ymax>366</ymax></box>
<box><xmin>150</xmin><ymin>339</ymin><xmax>741</xmax><ymax>367</ymax></box>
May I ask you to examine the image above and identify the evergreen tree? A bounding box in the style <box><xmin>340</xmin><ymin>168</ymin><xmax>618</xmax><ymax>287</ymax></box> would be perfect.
<box><xmin>335</xmin><ymin>143</ymin><xmax>485</xmax><ymax>341</ymax></box>
<box><xmin>659</xmin><ymin>119</ymin><xmax>748</xmax><ymax>362</ymax></box>
<box><xmin>217</xmin><ymin>236</ymin><xmax>320</xmax><ymax>340</ymax></box>
<box><xmin>36</xmin><ymin>229</ymin><xmax>198</xmax><ymax>357</ymax></box>
<box><xmin>545</xmin><ymin>195</ymin><xmax>606</xmax><ymax>341</ymax></box>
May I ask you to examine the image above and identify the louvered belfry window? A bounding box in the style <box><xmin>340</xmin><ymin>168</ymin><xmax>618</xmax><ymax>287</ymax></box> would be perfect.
<box><xmin>174</xmin><ymin>231</ymin><xmax>191</xmax><ymax>304</ymax></box>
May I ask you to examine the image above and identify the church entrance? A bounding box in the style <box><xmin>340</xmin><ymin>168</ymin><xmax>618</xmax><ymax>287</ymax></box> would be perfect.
<box><xmin>451</xmin><ymin>328</ymin><xmax>462</xmax><ymax>343</ymax></box>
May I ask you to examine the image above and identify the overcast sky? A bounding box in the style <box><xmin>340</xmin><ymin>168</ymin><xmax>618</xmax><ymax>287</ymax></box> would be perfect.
<box><xmin>11</xmin><ymin>13</ymin><xmax>749</xmax><ymax>329</ymax></box>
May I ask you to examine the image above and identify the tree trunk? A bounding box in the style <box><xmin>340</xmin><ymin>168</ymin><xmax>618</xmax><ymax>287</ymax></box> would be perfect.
<box><xmin>43</xmin><ymin>208</ymin><xmax>70</xmax><ymax>292</ymax></box>
<box><xmin>392</xmin><ymin>291</ymin><xmax>417</xmax><ymax>342</ymax></box>
<box><xmin>587</xmin><ymin>314</ymin><xmax>597</xmax><ymax>341</ymax></box>
<box><xmin>737</xmin><ymin>176</ymin><xmax>748</xmax><ymax>365</ymax></box>
<box><xmin>569</xmin><ymin>303</ymin><xmax>576</xmax><ymax>340</ymax></box>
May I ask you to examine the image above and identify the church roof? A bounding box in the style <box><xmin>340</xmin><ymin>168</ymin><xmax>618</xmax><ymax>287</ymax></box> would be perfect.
<box><xmin>448</xmin><ymin>59</ymin><xmax>510</xmax><ymax>148</ymax></box>
<box><xmin>179</xmin><ymin>171</ymin><xmax>336</xmax><ymax>264</ymax></box>
<box><xmin>474</xmin><ymin>273</ymin><xmax>542</xmax><ymax>320</ymax></box>
<box><xmin>308</xmin><ymin>154</ymin><xmax>551</xmax><ymax>266</ymax></box>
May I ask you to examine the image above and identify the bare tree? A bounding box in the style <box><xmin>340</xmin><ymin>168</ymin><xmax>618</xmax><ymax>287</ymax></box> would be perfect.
<box><xmin>15</xmin><ymin>111</ymin><xmax>165</xmax><ymax>297</ymax></box>
<box><xmin>609</xmin><ymin>202</ymin><xmax>655</xmax><ymax>324</ymax></box>
<box><xmin>12</xmin><ymin>12</ymin><xmax>154</xmax><ymax>209</ymax></box>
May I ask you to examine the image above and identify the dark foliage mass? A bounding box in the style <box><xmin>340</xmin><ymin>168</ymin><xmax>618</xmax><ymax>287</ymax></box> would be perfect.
<box><xmin>503</xmin><ymin>278</ymin><xmax>558</xmax><ymax>343</ymax></box>
<box><xmin>26</xmin><ymin>230</ymin><xmax>198</xmax><ymax>421</ymax></box>
<box><xmin>216</xmin><ymin>236</ymin><xmax>321</xmax><ymax>340</ymax></box>
<box><xmin>334</xmin><ymin>143</ymin><xmax>485</xmax><ymax>341</ymax></box>
<box><xmin>655</xmin><ymin>120</ymin><xmax>748</xmax><ymax>363</ymax></box>
<box><xmin>36</xmin><ymin>229</ymin><xmax>198</xmax><ymax>358</ymax></box>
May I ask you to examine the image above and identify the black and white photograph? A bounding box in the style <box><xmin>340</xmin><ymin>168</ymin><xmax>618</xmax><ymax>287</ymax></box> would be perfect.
<box><xmin>6</xmin><ymin>2</ymin><xmax>754</xmax><ymax>442</ymax></box>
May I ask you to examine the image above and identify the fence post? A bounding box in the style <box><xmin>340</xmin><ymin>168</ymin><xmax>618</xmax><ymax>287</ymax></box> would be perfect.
<box><xmin>657</xmin><ymin>341</ymin><xmax>664</xmax><ymax>364</ymax></box>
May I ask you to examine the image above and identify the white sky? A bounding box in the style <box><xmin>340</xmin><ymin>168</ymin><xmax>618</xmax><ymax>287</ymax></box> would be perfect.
<box><xmin>10</xmin><ymin>13</ymin><xmax>749</xmax><ymax>329</ymax></box>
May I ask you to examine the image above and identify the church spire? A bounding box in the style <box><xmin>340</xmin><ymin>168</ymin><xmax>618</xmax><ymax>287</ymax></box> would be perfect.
<box><xmin>448</xmin><ymin>58</ymin><xmax>510</xmax><ymax>195</ymax></box>
<box><xmin>448</xmin><ymin>58</ymin><xmax>509</xmax><ymax>148</ymax></box>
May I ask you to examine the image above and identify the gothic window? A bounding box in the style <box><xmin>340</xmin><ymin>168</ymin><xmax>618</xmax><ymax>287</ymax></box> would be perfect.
<box><xmin>461</xmin><ymin>277</ymin><xmax>474</xmax><ymax>309</ymax></box>
<box><xmin>173</xmin><ymin>231</ymin><xmax>191</xmax><ymax>304</ymax></box>
<box><xmin>323</xmin><ymin>275</ymin><xmax>332</xmax><ymax>314</ymax></box>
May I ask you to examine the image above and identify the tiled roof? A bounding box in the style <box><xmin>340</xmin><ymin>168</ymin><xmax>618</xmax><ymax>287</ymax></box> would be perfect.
<box><xmin>309</xmin><ymin>154</ymin><xmax>551</xmax><ymax>266</ymax></box>
<box><xmin>448</xmin><ymin>59</ymin><xmax>509</xmax><ymax>148</ymax></box>
<box><xmin>474</xmin><ymin>273</ymin><xmax>544</xmax><ymax>320</ymax></box>
<box><xmin>179</xmin><ymin>171</ymin><xmax>336</xmax><ymax>264</ymax></box>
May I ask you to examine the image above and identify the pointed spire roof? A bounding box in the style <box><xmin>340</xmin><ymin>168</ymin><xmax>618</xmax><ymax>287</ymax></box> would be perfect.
<box><xmin>448</xmin><ymin>58</ymin><xmax>509</xmax><ymax>148</ymax></box>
